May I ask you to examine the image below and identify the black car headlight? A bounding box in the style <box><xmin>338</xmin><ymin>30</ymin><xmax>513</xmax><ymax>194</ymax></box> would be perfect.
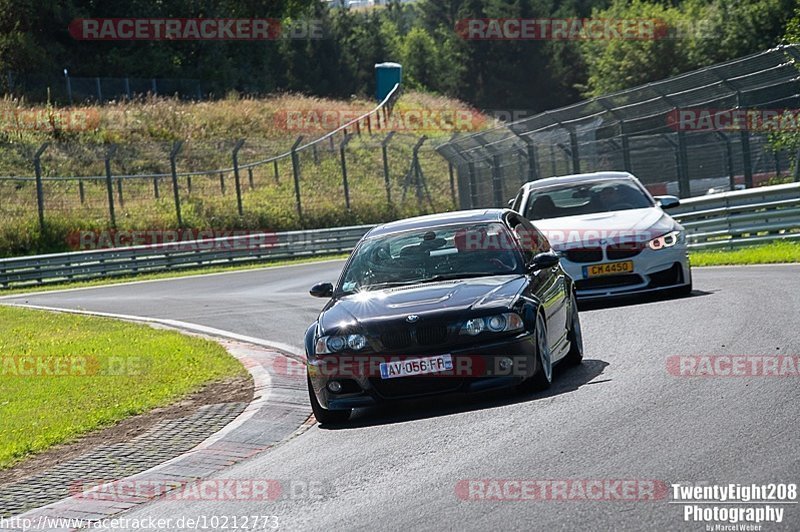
<box><xmin>647</xmin><ymin>230</ymin><xmax>684</xmax><ymax>250</ymax></box>
<box><xmin>315</xmin><ymin>334</ymin><xmax>367</xmax><ymax>354</ymax></box>
<box><xmin>460</xmin><ymin>313</ymin><xmax>524</xmax><ymax>336</ymax></box>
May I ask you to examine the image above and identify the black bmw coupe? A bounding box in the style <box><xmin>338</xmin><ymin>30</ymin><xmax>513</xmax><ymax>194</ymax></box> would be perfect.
<box><xmin>305</xmin><ymin>209</ymin><xmax>583</xmax><ymax>423</ymax></box>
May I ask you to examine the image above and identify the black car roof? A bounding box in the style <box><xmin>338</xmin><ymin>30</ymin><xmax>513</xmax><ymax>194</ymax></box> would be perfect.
<box><xmin>366</xmin><ymin>209</ymin><xmax>511</xmax><ymax>238</ymax></box>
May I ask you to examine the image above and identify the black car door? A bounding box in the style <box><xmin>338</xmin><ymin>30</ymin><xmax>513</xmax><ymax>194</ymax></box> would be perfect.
<box><xmin>508</xmin><ymin>214</ymin><xmax>569</xmax><ymax>354</ymax></box>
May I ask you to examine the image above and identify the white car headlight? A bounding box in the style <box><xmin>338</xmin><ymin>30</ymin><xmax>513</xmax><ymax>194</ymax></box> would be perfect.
<box><xmin>460</xmin><ymin>313</ymin><xmax>524</xmax><ymax>336</ymax></box>
<box><xmin>315</xmin><ymin>334</ymin><xmax>367</xmax><ymax>354</ymax></box>
<box><xmin>648</xmin><ymin>230</ymin><xmax>683</xmax><ymax>250</ymax></box>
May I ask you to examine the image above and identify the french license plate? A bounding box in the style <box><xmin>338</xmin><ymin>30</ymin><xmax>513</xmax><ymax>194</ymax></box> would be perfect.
<box><xmin>584</xmin><ymin>260</ymin><xmax>634</xmax><ymax>277</ymax></box>
<box><xmin>379</xmin><ymin>354</ymin><xmax>453</xmax><ymax>379</ymax></box>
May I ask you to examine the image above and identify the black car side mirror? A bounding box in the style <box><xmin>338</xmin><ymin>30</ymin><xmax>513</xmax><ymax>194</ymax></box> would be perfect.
<box><xmin>309</xmin><ymin>282</ymin><xmax>334</xmax><ymax>298</ymax></box>
<box><xmin>530</xmin><ymin>252</ymin><xmax>559</xmax><ymax>271</ymax></box>
<box><xmin>655</xmin><ymin>195</ymin><xmax>680</xmax><ymax>209</ymax></box>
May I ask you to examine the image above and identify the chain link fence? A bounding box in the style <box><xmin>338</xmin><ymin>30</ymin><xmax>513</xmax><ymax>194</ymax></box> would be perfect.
<box><xmin>4</xmin><ymin>73</ymin><xmax>204</xmax><ymax>103</ymax></box>
<box><xmin>0</xmin><ymin>84</ymin><xmax>463</xmax><ymax>255</ymax></box>
<box><xmin>437</xmin><ymin>45</ymin><xmax>800</xmax><ymax>209</ymax></box>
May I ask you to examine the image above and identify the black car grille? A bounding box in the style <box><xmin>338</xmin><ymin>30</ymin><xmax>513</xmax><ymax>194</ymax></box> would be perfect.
<box><xmin>416</xmin><ymin>325</ymin><xmax>448</xmax><ymax>345</ymax></box>
<box><xmin>575</xmin><ymin>274</ymin><xmax>642</xmax><ymax>291</ymax></box>
<box><xmin>369</xmin><ymin>376</ymin><xmax>463</xmax><ymax>398</ymax></box>
<box><xmin>380</xmin><ymin>329</ymin><xmax>413</xmax><ymax>350</ymax></box>
<box><xmin>606</xmin><ymin>242</ymin><xmax>645</xmax><ymax>260</ymax></box>
<box><xmin>563</xmin><ymin>247</ymin><xmax>603</xmax><ymax>263</ymax></box>
<box><xmin>379</xmin><ymin>324</ymin><xmax>449</xmax><ymax>350</ymax></box>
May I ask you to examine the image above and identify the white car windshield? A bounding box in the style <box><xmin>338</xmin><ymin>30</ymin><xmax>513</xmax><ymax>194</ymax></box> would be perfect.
<box><xmin>525</xmin><ymin>179</ymin><xmax>654</xmax><ymax>220</ymax></box>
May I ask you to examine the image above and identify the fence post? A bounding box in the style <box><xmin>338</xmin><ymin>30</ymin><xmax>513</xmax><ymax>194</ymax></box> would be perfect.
<box><xmin>95</xmin><ymin>77</ymin><xmax>103</xmax><ymax>101</ymax></box>
<box><xmin>169</xmin><ymin>141</ymin><xmax>184</xmax><ymax>227</ymax></box>
<box><xmin>524</xmin><ymin>138</ymin><xmax>539</xmax><ymax>182</ymax></box>
<box><xmin>117</xmin><ymin>178</ymin><xmax>124</xmax><ymax>208</ymax></box>
<box><xmin>568</xmin><ymin>128</ymin><xmax>581</xmax><ymax>173</ymax></box>
<box><xmin>411</xmin><ymin>136</ymin><xmax>427</xmax><ymax>208</ymax></box>
<box><xmin>676</xmin><ymin>126</ymin><xmax>691</xmax><ymax>198</ymax></box>
<box><xmin>381</xmin><ymin>131</ymin><xmax>395</xmax><ymax>205</ymax></box>
<box><xmin>340</xmin><ymin>133</ymin><xmax>354</xmax><ymax>210</ymax></box>
<box><xmin>794</xmin><ymin>149</ymin><xmax>800</xmax><ymax>182</ymax></box>
<box><xmin>290</xmin><ymin>136</ymin><xmax>304</xmax><ymax>223</ymax></box>
<box><xmin>64</xmin><ymin>71</ymin><xmax>73</xmax><ymax>105</ymax></box>
<box><xmin>735</xmin><ymin>92</ymin><xmax>753</xmax><ymax>188</ymax></box>
<box><xmin>78</xmin><ymin>180</ymin><xmax>85</xmax><ymax>204</ymax></box>
<box><xmin>491</xmin><ymin>155</ymin><xmax>505</xmax><ymax>207</ymax></box>
<box><xmin>248</xmin><ymin>168</ymin><xmax>254</xmax><ymax>189</ymax></box>
<box><xmin>232</xmin><ymin>139</ymin><xmax>245</xmax><ymax>216</ymax></box>
<box><xmin>219</xmin><ymin>172</ymin><xmax>226</xmax><ymax>195</ymax></box>
<box><xmin>104</xmin><ymin>145</ymin><xmax>117</xmax><ymax>228</ymax></box>
<box><xmin>153</xmin><ymin>176</ymin><xmax>159</xmax><ymax>198</ymax></box>
<box><xmin>33</xmin><ymin>143</ymin><xmax>49</xmax><ymax>231</ymax></box>
<box><xmin>467</xmin><ymin>161</ymin><xmax>478</xmax><ymax>209</ymax></box>
<box><xmin>715</xmin><ymin>132</ymin><xmax>735</xmax><ymax>192</ymax></box>
<box><xmin>273</xmin><ymin>160</ymin><xmax>279</xmax><ymax>183</ymax></box>
<box><xmin>620</xmin><ymin>122</ymin><xmax>632</xmax><ymax>172</ymax></box>
<box><xmin>448</xmin><ymin>162</ymin><xmax>456</xmax><ymax>206</ymax></box>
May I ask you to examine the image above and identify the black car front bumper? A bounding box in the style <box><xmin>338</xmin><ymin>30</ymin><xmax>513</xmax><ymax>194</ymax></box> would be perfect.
<box><xmin>308</xmin><ymin>332</ymin><xmax>538</xmax><ymax>411</ymax></box>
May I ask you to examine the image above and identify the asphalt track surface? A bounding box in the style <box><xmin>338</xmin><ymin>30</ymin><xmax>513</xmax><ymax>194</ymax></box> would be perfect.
<box><xmin>3</xmin><ymin>262</ymin><xmax>799</xmax><ymax>530</ymax></box>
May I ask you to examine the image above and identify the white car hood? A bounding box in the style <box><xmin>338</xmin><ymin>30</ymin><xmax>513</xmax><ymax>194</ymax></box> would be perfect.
<box><xmin>531</xmin><ymin>208</ymin><xmax>674</xmax><ymax>249</ymax></box>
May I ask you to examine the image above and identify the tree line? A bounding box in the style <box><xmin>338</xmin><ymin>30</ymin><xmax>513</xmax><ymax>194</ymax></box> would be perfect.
<box><xmin>1</xmin><ymin>0</ymin><xmax>797</xmax><ymax>113</ymax></box>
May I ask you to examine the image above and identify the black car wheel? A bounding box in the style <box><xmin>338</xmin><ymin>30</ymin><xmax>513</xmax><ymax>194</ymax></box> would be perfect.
<box><xmin>307</xmin><ymin>376</ymin><xmax>351</xmax><ymax>424</ymax></box>
<box><xmin>519</xmin><ymin>312</ymin><xmax>552</xmax><ymax>392</ymax></box>
<box><xmin>564</xmin><ymin>292</ymin><xmax>584</xmax><ymax>366</ymax></box>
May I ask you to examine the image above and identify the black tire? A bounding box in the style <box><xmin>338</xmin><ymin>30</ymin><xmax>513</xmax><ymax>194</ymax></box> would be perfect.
<box><xmin>518</xmin><ymin>312</ymin><xmax>552</xmax><ymax>393</ymax></box>
<box><xmin>564</xmin><ymin>291</ymin><xmax>584</xmax><ymax>366</ymax></box>
<box><xmin>307</xmin><ymin>376</ymin><xmax>351</xmax><ymax>424</ymax></box>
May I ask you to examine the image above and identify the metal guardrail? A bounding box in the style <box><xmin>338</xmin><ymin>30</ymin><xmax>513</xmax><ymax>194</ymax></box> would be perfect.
<box><xmin>0</xmin><ymin>225</ymin><xmax>373</xmax><ymax>288</ymax></box>
<box><xmin>673</xmin><ymin>182</ymin><xmax>800</xmax><ymax>249</ymax></box>
<box><xmin>1</xmin><ymin>182</ymin><xmax>797</xmax><ymax>288</ymax></box>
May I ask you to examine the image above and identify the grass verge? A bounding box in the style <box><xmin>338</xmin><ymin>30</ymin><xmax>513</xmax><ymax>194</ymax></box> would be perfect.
<box><xmin>689</xmin><ymin>241</ymin><xmax>800</xmax><ymax>266</ymax></box>
<box><xmin>0</xmin><ymin>253</ymin><xmax>349</xmax><ymax>296</ymax></box>
<box><xmin>0</xmin><ymin>305</ymin><xmax>247</xmax><ymax>470</ymax></box>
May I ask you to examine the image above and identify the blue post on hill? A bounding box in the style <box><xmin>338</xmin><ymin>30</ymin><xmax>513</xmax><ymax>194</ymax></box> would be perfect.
<box><xmin>375</xmin><ymin>62</ymin><xmax>402</xmax><ymax>102</ymax></box>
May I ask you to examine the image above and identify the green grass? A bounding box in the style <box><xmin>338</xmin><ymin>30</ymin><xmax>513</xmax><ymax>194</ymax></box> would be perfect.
<box><xmin>0</xmin><ymin>305</ymin><xmax>246</xmax><ymax>470</ymax></box>
<box><xmin>690</xmin><ymin>241</ymin><xmax>800</xmax><ymax>266</ymax></box>
<box><xmin>0</xmin><ymin>253</ymin><xmax>349</xmax><ymax>296</ymax></box>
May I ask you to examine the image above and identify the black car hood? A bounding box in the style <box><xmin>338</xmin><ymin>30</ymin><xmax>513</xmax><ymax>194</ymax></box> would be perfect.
<box><xmin>319</xmin><ymin>274</ymin><xmax>527</xmax><ymax>334</ymax></box>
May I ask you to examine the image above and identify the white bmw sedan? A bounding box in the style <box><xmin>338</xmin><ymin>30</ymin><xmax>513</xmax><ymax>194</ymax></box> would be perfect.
<box><xmin>510</xmin><ymin>171</ymin><xmax>692</xmax><ymax>301</ymax></box>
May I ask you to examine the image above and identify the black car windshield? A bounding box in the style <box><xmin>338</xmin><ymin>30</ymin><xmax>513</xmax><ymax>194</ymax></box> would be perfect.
<box><xmin>339</xmin><ymin>222</ymin><xmax>523</xmax><ymax>294</ymax></box>
<box><xmin>525</xmin><ymin>178</ymin><xmax>653</xmax><ymax>220</ymax></box>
